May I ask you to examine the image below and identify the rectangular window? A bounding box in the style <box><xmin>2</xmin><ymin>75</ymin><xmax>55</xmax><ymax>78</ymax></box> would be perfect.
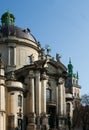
<box><xmin>8</xmin><ymin>47</ymin><xmax>14</xmax><ymax>65</ymax></box>
<box><xmin>46</xmin><ymin>89</ymin><xmax>51</xmax><ymax>102</ymax></box>
<box><xmin>66</xmin><ymin>103</ymin><xmax>70</xmax><ymax>112</ymax></box>
<box><xmin>10</xmin><ymin>47</ymin><xmax>14</xmax><ymax>65</ymax></box>
<box><xmin>18</xmin><ymin>95</ymin><xmax>22</xmax><ymax>107</ymax></box>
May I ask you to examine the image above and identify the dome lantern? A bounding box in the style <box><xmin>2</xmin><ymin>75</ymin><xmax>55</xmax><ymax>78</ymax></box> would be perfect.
<box><xmin>1</xmin><ymin>11</ymin><xmax>15</xmax><ymax>26</ymax></box>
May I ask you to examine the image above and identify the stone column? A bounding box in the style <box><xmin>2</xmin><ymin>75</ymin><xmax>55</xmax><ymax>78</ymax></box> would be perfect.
<box><xmin>56</xmin><ymin>86</ymin><xmax>58</xmax><ymax>115</ymax></box>
<box><xmin>41</xmin><ymin>72</ymin><xmax>48</xmax><ymax>113</ymax></box>
<box><xmin>29</xmin><ymin>71</ymin><xmax>35</xmax><ymax>113</ymax></box>
<box><xmin>40</xmin><ymin>72</ymin><xmax>49</xmax><ymax>130</ymax></box>
<box><xmin>58</xmin><ymin>78</ymin><xmax>65</xmax><ymax>116</ymax></box>
<box><xmin>58</xmin><ymin>77</ymin><xmax>66</xmax><ymax>129</ymax></box>
<box><xmin>27</xmin><ymin>71</ymin><xmax>36</xmax><ymax>130</ymax></box>
<box><xmin>58</xmin><ymin>77</ymin><xmax>64</xmax><ymax>115</ymax></box>
<box><xmin>35</xmin><ymin>71</ymin><xmax>43</xmax><ymax>130</ymax></box>
<box><xmin>35</xmin><ymin>71</ymin><xmax>41</xmax><ymax>115</ymax></box>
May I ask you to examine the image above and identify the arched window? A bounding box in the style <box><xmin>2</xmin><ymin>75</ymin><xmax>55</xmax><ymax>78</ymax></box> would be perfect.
<box><xmin>66</xmin><ymin>103</ymin><xmax>70</xmax><ymax>112</ymax></box>
<box><xmin>18</xmin><ymin>95</ymin><xmax>22</xmax><ymax>107</ymax></box>
<box><xmin>46</xmin><ymin>88</ymin><xmax>51</xmax><ymax>102</ymax></box>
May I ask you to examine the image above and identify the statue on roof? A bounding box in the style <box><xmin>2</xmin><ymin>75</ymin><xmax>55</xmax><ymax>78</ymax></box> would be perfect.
<box><xmin>68</xmin><ymin>58</ymin><xmax>73</xmax><ymax>76</ymax></box>
<box><xmin>56</xmin><ymin>53</ymin><xmax>61</xmax><ymax>62</ymax></box>
<box><xmin>45</xmin><ymin>45</ymin><xmax>51</xmax><ymax>55</ymax></box>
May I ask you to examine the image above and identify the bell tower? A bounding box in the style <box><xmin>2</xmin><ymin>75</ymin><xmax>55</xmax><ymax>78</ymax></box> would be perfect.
<box><xmin>66</xmin><ymin>58</ymin><xmax>81</xmax><ymax>123</ymax></box>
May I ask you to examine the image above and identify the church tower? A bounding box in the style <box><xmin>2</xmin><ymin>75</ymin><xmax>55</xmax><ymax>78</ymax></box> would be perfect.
<box><xmin>66</xmin><ymin>58</ymin><xmax>81</xmax><ymax>119</ymax></box>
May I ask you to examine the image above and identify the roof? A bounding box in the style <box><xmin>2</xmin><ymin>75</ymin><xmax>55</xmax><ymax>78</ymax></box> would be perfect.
<box><xmin>0</xmin><ymin>11</ymin><xmax>37</xmax><ymax>43</ymax></box>
<box><xmin>0</xmin><ymin>25</ymin><xmax>37</xmax><ymax>42</ymax></box>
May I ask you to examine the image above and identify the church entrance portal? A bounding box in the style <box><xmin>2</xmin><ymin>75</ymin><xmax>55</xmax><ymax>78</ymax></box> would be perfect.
<box><xmin>47</xmin><ymin>106</ymin><xmax>57</xmax><ymax>129</ymax></box>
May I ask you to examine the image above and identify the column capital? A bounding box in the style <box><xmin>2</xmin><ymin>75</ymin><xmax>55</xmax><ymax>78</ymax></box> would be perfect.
<box><xmin>40</xmin><ymin>72</ymin><xmax>48</xmax><ymax>80</ymax></box>
<box><xmin>58</xmin><ymin>77</ymin><xmax>64</xmax><ymax>85</ymax></box>
<box><xmin>28</xmin><ymin>70</ymin><xmax>35</xmax><ymax>78</ymax></box>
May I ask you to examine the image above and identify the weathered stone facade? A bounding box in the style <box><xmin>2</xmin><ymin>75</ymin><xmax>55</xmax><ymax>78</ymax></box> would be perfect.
<box><xmin>0</xmin><ymin>11</ymin><xmax>81</xmax><ymax>130</ymax></box>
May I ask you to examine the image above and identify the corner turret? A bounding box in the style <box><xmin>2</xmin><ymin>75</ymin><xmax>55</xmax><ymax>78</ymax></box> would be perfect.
<box><xmin>6</xmin><ymin>71</ymin><xmax>24</xmax><ymax>129</ymax></box>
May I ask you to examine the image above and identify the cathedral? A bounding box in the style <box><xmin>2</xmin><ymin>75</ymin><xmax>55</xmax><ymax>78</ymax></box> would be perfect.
<box><xmin>0</xmin><ymin>11</ymin><xmax>81</xmax><ymax>130</ymax></box>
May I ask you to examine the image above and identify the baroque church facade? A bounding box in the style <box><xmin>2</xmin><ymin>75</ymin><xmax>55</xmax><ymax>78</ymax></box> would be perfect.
<box><xmin>0</xmin><ymin>11</ymin><xmax>81</xmax><ymax>130</ymax></box>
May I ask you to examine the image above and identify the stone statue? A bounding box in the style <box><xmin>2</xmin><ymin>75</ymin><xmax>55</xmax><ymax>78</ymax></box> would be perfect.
<box><xmin>56</xmin><ymin>53</ymin><xmax>61</xmax><ymax>62</ymax></box>
<box><xmin>29</xmin><ymin>54</ymin><xmax>34</xmax><ymax>63</ymax></box>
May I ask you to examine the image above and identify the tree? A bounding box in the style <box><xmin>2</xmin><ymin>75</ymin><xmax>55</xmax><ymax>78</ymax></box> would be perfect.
<box><xmin>72</xmin><ymin>94</ymin><xmax>89</xmax><ymax>130</ymax></box>
<box><xmin>81</xmin><ymin>94</ymin><xmax>89</xmax><ymax>106</ymax></box>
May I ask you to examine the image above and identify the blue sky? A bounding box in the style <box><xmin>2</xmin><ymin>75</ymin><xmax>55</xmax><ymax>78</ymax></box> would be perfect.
<box><xmin>1</xmin><ymin>0</ymin><xmax>89</xmax><ymax>95</ymax></box>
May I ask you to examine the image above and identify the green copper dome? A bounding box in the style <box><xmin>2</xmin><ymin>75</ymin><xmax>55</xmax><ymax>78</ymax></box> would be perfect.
<box><xmin>1</xmin><ymin>11</ymin><xmax>15</xmax><ymax>26</ymax></box>
<box><xmin>68</xmin><ymin>59</ymin><xmax>79</xmax><ymax>79</ymax></box>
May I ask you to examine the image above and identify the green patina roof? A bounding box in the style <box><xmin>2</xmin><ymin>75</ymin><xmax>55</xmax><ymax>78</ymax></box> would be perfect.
<box><xmin>1</xmin><ymin>11</ymin><xmax>15</xmax><ymax>26</ymax></box>
<box><xmin>68</xmin><ymin>58</ymin><xmax>79</xmax><ymax>79</ymax></box>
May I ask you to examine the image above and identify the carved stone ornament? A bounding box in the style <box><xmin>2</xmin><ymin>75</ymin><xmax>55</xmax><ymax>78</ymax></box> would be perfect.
<box><xmin>41</xmin><ymin>72</ymin><xmax>48</xmax><ymax>80</ymax></box>
<box><xmin>29</xmin><ymin>71</ymin><xmax>34</xmax><ymax>78</ymax></box>
<box><xmin>58</xmin><ymin>77</ymin><xmax>64</xmax><ymax>85</ymax></box>
<box><xmin>6</xmin><ymin>71</ymin><xmax>16</xmax><ymax>80</ymax></box>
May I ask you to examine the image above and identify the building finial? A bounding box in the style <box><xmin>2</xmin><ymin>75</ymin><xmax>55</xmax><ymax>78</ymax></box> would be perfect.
<box><xmin>45</xmin><ymin>45</ymin><xmax>51</xmax><ymax>55</ymax></box>
<box><xmin>1</xmin><ymin>11</ymin><xmax>15</xmax><ymax>26</ymax></box>
<box><xmin>77</xmin><ymin>71</ymin><xmax>79</xmax><ymax>79</ymax></box>
<box><xmin>69</xmin><ymin>57</ymin><xmax>71</xmax><ymax>64</ymax></box>
<box><xmin>68</xmin><ymin>57</ymin><xmax>73</xmax><ymax>76</ymax></box>
<box><xmin>56</xmin><ymin>53</ymin><xmax>61</xmax><ymax>62</ymax></box>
